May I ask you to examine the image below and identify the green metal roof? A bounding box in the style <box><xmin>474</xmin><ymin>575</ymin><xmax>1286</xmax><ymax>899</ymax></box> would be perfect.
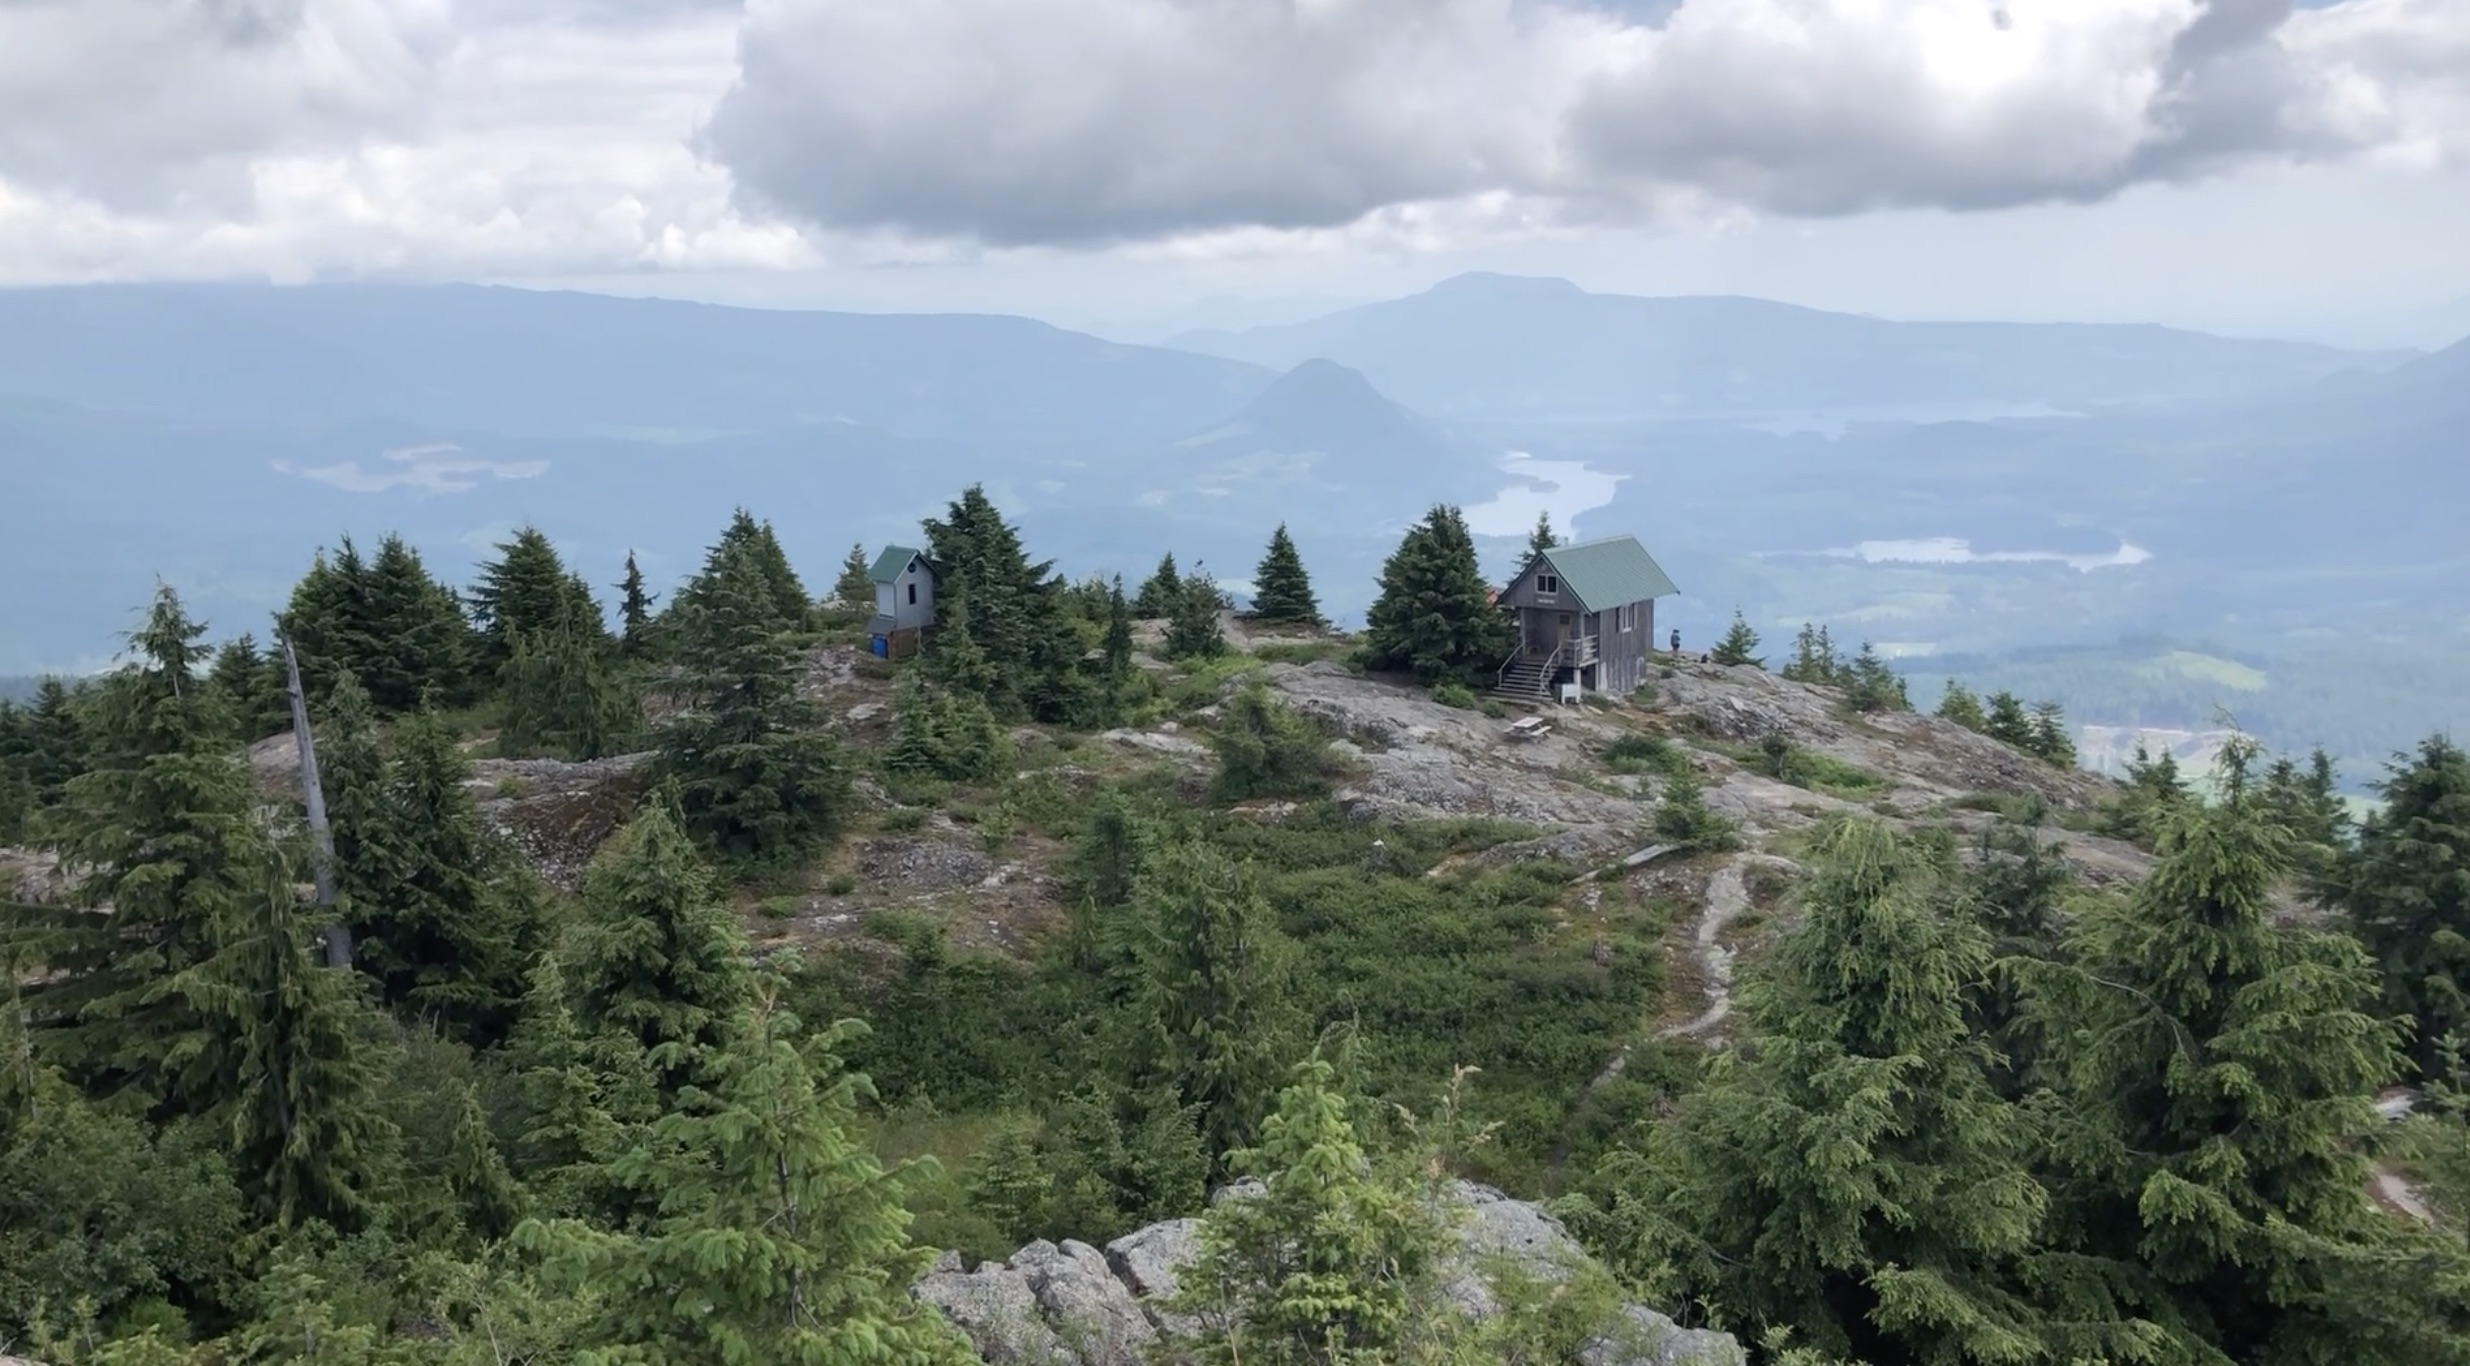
<box><xmin>1537</xmin><ymin>536</ymin><xmax>1678</xmax><ymax>612</ymax></box>
<box><xmin>868</xmin><ymin>544</ymin><xmax>926</xmax><ymax>584</ymax></box>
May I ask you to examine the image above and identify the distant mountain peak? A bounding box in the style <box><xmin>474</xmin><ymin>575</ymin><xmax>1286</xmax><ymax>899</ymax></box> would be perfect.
<box><xmin>1422</xmin><ymin>271</ymin><xmax>1589</xmax><ymax>300</ymax></box>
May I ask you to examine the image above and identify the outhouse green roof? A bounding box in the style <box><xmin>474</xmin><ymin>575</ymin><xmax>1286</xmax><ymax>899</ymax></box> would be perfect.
<box><xmin>1536</xmin><ymin>536</ymin><xmax>1679</xmax><ymax>612</ymax></box>
<box><xmin>868</xmin><ymin>545</ymin><xmax>927</xmax><ymax>584</ymax></box>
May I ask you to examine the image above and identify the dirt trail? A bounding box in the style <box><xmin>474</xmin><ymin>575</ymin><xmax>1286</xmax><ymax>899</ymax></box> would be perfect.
<box><xmin>1658</xmin><ymin>855</ymin><xmax>1790</xmax><ymax>1044</ymax></box>
<box><xmin>2372</xmin><ymin>1166</ymin><xmax>2438</xmax><ymax>1226</ymax></box>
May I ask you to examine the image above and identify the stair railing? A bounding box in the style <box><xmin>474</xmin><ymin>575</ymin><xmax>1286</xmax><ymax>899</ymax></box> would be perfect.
<box><xmin>1496</xmin><ymin>642</ymin><xmax>1562</xmax><ymax>692</ymax></box>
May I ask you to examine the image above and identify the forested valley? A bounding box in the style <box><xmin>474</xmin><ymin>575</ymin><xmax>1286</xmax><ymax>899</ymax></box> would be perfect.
<box><xmin>3</xmin><ymin>489</ymin><xmax>2469</xmax><ymax>1366</ymax></box>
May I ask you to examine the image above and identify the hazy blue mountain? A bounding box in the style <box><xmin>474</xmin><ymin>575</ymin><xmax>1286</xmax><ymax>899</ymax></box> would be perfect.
<box><xmin>1171</xmin><ymin>358</ymin><xmax>1494</xmax><ymax>491</ymax></box>
<box><xmin>1170</xmin><ymin>272</ymin><xmax>2414</xmax><ymax>420</ymax></box>
<box><xmin>0</xmin><ymin>282</ymin><xmax>1274</xmax><ymax>448</ymax></box>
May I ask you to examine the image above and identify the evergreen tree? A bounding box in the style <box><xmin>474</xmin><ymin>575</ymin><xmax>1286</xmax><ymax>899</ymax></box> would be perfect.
<box><xmin>1843</xmin><ymin>643</ymin><xmax>1911</xmax><ymax>713</ymax></box>
<box><xmin>617</xmin><ymin>550</ymin><xmax>656</xmax><ymax>657</ymax></box>
<box><xmin>832</xmin><ymin>542</ymin><xmax>875</xmax><ymax>610</ymax></box>
<box><xmin>2342</xmin><ymin>735</ymin><xmax>2470</xmax><ymax>1079</ymax></box>
<box><xmin>666</xmin><ymin>510</ymin><xmax>814</xmax><ymax>638</ymax></box>
<box><xmin>1780</xmin><ymin>623</ymin><xmax>1842</xmax><ymax>685</ymax></box>
<box><xmin>500</xmin><ymin>623</ymin><xmax>639</xmax><ymax>761</ymax></box>
<box><xmin>883</xmin><ymin>671</ymin><xmax>1008</xmax><ymax>785</ymax></box>
<box><xmin>1652</xmin><ymin>764</ymin><xmax>1740</xmax><ymax>853</ymax></box>
<box><xmin>1130</xmin><ymin>839</ymin><xmax>1295</xmax><ymax>1170</ymax></box>
<box><xmin>183</xmin><ymin>860</ymin><xmax>398</xmax><ymax>1231</ymax></box>
<box><xmin>17</xmin><ymin>587</ymin><xmax>256</xmax><ymax>1107</ymax></box>
<box><xmin>1710</xmin><ymin>611</ymin><xmax>1764</xmax><ymax>668</ymax></box>
<box><xmin>1211</xmin><ymin>686</ymin><xmax>1328</xmax><ymax>803</ymax></box>
<box><xmin>1592</xmin><ymin>821</ymin><xmax>2063</xmax><ymax>1364</ymax></box>
<box><xmin>525</xmin><ymin>982</ymin><xmax>966</xmax><ymax>1366</ymax></box>
<box><xmin>1980</xmin><ymin>691</ymin><xmax>2034</xmax><ymax>749</ymax></box>
<box><xmin>657</xmin><ymin>540</ymin><xmax>850</xmax><ymax>866</ymax></box>
<box><xmin>924</xmin><ymin>592</ymin><xmax>1001</xmax><ymax>703</ymax></box>
<box><xmin>1528</xmin><ymin>510</ymin><xmax>1559</xmax><ymax>559</ymax></box>
<box><xmin>318</xmin><ymin>670</ymin><xmax>392</xmax><ymax>935</ymax></box>
<box><xmin>470</xmin><ymin>526</ymin><xmax>605</xmax><ymax>669</ymax></box>
<box><xmin>1248</xmin><ymin>525</ymin><xmax>1322</xmax><ymax>626</ymax></box>
<box><xmin>2029</xmin><ymin>736</ymin><xmax>2470</xmax><ymax>1364</ymax></box>
<box><xmin>1165</xmin><ymin>563</ymin><xmax>1229</xmax><ymax>661</ymax></box>
<box><xmin>564</xmin><ymin>799</ymin><xmax>753</xmax><ymax>1089</ymax></box>
<box><xmin>1363</xmin><ymin>505</ymin><xmax>1514</xmax><ymax>687</ymax></box>
<box><xmin>1175</xmin><ymin>1053</ymin><xmax>1436</xmax><ymax>1365</ymax></box>
<box><xmin>2024</xmin><ymin>700</ymin><xmax>2076</xmax><ymax>767</ymax></box>
<box><xmin>24</xmin><ymin>676</ymin><xmax>89</xmax><ymax>808</ymax></box>
<box><xmin>923</xmin><ymin>485</ymin><xmax>1081</xmax><ymax>721</ymax></box>
<box><xmin>359</xmin><ymin>534</ymin><xmax>478</xmax><ymax>711</ymax></box>
<box><xmin>2265</xmin><ymin>745</ymin><xmax>2352</xmax><ymax>892</ymax></box>
<box><xmin>1132</xmin><ymin>553</ymin><xmax>1182</xmax><ymax>619</ymax></box>
<box><xmin>2101</xmin><ymin>741</ymin><xmax>2191</xmax><ymax>845</ymax></box>
<box><xmin>1935</xmin><ymin>680</ymin><xmax>1987</xmax><ymax>732</ymax></box>
<box><xmin>352</xmin><ymin>706</ymin><xmax>530</xmax><ymax>1044</ymax></box>
<box><xmin>208</xmin><ymin>634</ymin><xmax>287</xmax><ymax>741</ymax></box>
<box><xmin>1100</xmin><ymin>576</ymin><xmax>1137</xmax><ymax>724</ymax></box>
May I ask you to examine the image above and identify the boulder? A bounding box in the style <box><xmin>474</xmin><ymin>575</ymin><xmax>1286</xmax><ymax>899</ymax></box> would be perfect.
<box><xmin>915</xmin><ymin>1182</ymin><xmax>1741</xmax><ymax>1366</ymax></box>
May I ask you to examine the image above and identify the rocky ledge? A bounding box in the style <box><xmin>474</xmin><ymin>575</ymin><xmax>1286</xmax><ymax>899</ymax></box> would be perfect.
<box><xmin>915</xmin><ymin>1181</ymin><xmax>1742</xmax><ymax>1366</ymax></box>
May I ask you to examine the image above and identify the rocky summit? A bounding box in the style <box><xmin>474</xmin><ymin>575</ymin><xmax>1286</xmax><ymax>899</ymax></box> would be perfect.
<box><xmin>915</xmin><ymin>1181</ymin><xmax>1744</xmax><ymax>1366</ymax></box>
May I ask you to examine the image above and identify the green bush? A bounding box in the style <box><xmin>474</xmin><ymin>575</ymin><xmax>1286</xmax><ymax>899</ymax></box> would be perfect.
<box><xmin>1212</xmin><ymin>686</ymin><xmax>1332</xmax><ymax>803</ymax></box>
<box><xmin>1603</xmin><ymin>733</ymin><xmax>1690</xmax><ymax>779</ymax></box>
<box><xmin>1431</xmin><ymin>679</ymin><xmax>1479</xmax><ymax>710</ymax></box>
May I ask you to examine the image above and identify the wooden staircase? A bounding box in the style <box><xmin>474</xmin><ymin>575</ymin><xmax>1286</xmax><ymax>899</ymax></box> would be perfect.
<box><xmin>1493</xmin><ymin>647</ymin><xmax>1559</xmax><ymax>705</ymax></box>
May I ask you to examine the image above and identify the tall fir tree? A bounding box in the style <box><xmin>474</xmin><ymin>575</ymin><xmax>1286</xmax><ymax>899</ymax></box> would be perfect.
<box><xmin>1248</xmin><ymin>525</ymin><xmax>1323</xmax><ymax>626</ymax></box>
<box><xmin>1132</xmin><ymin>553</ymin><xmax>1182</xmax><ymax>619</ymax></box>
<box><xmin>359</xmin><ymin>533</ymin><xmax>478</xmax><ymax>711</ymax></box>
<box><xmin>208</xmin><ymin>633</ymin><xmax>288</xmax><ymax>741</ymax></box>
<box><xmin>351</xmin><ymin>705</ymin><xmax>531</xmax><ymax>1044</ymax></box>
<box><xmin>1935</xmin><ymin>679</ymin><xmax>1988</xmax><ymax>732</ymax></box>
<box><xmin>2265</xmin><ymin>745</ymin><xmax>2352</xmax><ymax>894</ymax></box>
<box><xmin>1363</xmin><ymin>504</ymin><xmax>1515</xmax><ymax>686</ymax></box>
<box><xmin>500</xmin><ymin>623</ymin><xmax>639</xmax><ymax>761</ymax></box>
<box><xmin>1981</xmin><ymin>691</ymin><xmax>2034</xmax><ymax>749</ymax></box>
<box><xmin>317</xmin><ymin>669</ymin><xmax>393</xmax><ymax>933</ymax></box>
<box><xmin>2342</xmin><ymin>735</ymin><xmax>2470</xmax><ymax>1079</ymax></box>
<box><xmin>1100</xmin><ymin>576</ymin><xmax>1137</xmax><ymax>725</ymax></box>
<box><xmin>17</xmin><ymin>587</ymin><xmax>257</xmax><ymax>1108</ymax></box>
<box><xmin>666</xmin><ymin>509</ymin><xmax>815</xmax><ymax>638</ymax></box>
<box><xmin>657</xmin><ymin>539</ymin><xmax>850</xmax><ymax>866</ymax></box>
<box><xmin>183</xmin><ymin>858</ymin><xmax>398</xmax><ymax>1231</ymax></box>
<box><xmin>564</xmin><ymin>798</ymin><xmax>753</xmax><ymax>1088</ymax></box>
<box><xmin>617</xmin><ymin>550</ymin><xmax>657</xmax><ymax>657</ymax></box>
<box><xmin>832</xmin><ymin>542</ymin><xmax>875</xmax><ymax>610</ymax></box>
<box><xmin>1589</xmin><ymin>821</ymin><xmax>2067</xmax><ymax>1364</ymax></box>
<box><xmin>923</xmin><ymin>485</ymin><xmax>1082</xmax><ymax>721</ymax></box>
<box><xmin>524</xmin><ymin>981</ymin><xmax>966</xmax><ymax>1366</ymax></box>
<box><xmin>1165</xmin><ymin>563</ymin><xmax>1228</xmax><ymax>661</ymax></box>
<box><xmin>1130</xmin><ymin>839</ymin><xmax>1296</xmax><ymax>1171</ymax></box>
<box><xmin>470</xmin><ymin>526</ymin><xmax>606</xmax><ymax>669</ymax></box>
<box><xmin>2025</xmin><ymin>701</ymin><xmax>2077</xmax><ymax>767</ymax></box>
<box><xmin>2029</xmin><ymin>736</ymin><xmax>2470</xmax><ymax>1364</ymax></box>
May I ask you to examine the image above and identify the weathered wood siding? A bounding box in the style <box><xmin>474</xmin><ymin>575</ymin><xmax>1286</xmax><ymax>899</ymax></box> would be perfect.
<box><xmin>873</xmin><ymin>556</ymin><xmax>938</xmax><ymax>632</ymax></box>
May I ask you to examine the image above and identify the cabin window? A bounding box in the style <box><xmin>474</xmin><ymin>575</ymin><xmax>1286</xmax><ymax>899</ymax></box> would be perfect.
<box><xmin>907</xmin><ymin>582</ymin><xmax>917</xmax><ymax>606</ymax></box>
<box><xmin>1619</xmin><ymin>603</ymin><xmax>1633</xmax><ymax>632</ymax></box>
<box><xmin>1537</xmin><ymin>574</ymin><xmax>1559</xmax><ymax>599</ymax></box>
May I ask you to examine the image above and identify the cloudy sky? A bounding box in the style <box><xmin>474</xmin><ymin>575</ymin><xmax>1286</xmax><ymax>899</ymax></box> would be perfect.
<box><xmin>2</xmin><ymin>0</ymin><xmax>2464</xmax><ymax>345</ymax></box>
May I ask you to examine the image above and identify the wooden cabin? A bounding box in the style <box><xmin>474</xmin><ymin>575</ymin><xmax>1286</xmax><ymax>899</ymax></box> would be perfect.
<box><xmin>867</xmin><ymin>544</ymin><xmax>939</xmax><ymax>660</ymax></box>
<box><xmin>1493</xmin><ymin>535</ymin><xmax>1678</xmax><ymax>702</ymax></box>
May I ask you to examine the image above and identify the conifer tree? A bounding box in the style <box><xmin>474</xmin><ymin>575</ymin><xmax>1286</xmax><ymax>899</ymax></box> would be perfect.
<box><xmin>617</xmin><ymin>550</ymin><xmax>656</xmax><ymax>657</ymax></box>
<box><xmin>184</xmin><ymin>859</ymin><xmax>398</xmax><ymax>1231</ymax></box>
<box><xmin>833</xmin><ymin>542</ymin><xmax>874</xmax><ymax>610</ymax></box>
<box><xmin>500</xmin><ymin>624</ymin><xmax>638</xmax><ymax>761</ymax></box>
<box><xmin>1652</xmin><ymin>764</ymin><xmax>1740</xmax><ymax>853</ymax></box>
<box><xmin>1364</xmin><ymin>505</ymin><xmax>1514</xmax><ymax>686</ymax></box>
<box><xmin>924</xmin><ymin>592</ymin><xmax>1001</xmax><ymax>704</ymax></box>
<box><xmin>1598</xmin><ymin>821</ymin><xmax>2062</xmax><ymax>1364</ymax></box>
<box><xmin>2030</xmin><ymin>736</ymin><xmax>2470</xmax><ymax>1364</ymax></box>
<box><xmin>2025</xmin><ymin>700</ymin><xmax>2076</xmax><ymax>766</ymax></box>
<box><xmin>1843</xmin><ymin>643</ymin><xmax>1910</xmax><ymax>713</ymax></box>
<box><xmin>666</xmin><ymin>510</ymin><xmax>814</xmax><ymax>638</ymax></box>
<box><xmin>208</xmin><ymin>634</ymin><xmax>287</xmax><ymax>741</ymax></box>
<box><xmin>1132</xmin><ymin>553</ymin><xmax>1182</xmax><ymax>619</ymax></box>
<box><xmin>1710</xmin><ymin>611</ymin><xmax>1764</xmax><ymax>668</ymax></box>
<box><xmin>1249</xmin><ymin>525</ymin><xmax>1322</xmax><ymax>626</ymax></box>
<box><xmin>1780</xmin><ymin>623</ymin><xmax>1842</xmax><ymax>685</ymax></box>
<box><xmin>526</xmin><ymin>981</ymin><xmax>967</xmax><ymax>1366</ymax></box>
<box><xmin>20</xmin><ymin>677</ymin><xmax>89</xmax><ymax>814</ymax></box>
<box><xmin>1211</xmin><ymin>686</ymin><xmax>1327</xmax><ymax>803</ymax></box>
<box><xmin>1130</xmin><ymin>839</ymin><xmax>1296</xmax><ymax>1170</ymax></box>
<box><xmin>18</xmin><ymin>587</ymin><xmax>256</xmax><ymax>1106</ymax></box>
<box><xmin>2265</xmin><ymin>745</ymin><xmax>2351</xmax><ymax>892</ymax></box>
<box><xmin>2101</xmin><ymin>741</ymin><xmax>2191</xmax><ymax>845</ymax></box>
<box><xmin>923</xmin><ymin>485</ymin><xmax>1080</xmax><ymax>721</ymax></box>
<box><xmin>1935</xmin><ymin>679</ymin><xmax>1987</xmax><ymax>732</ymax></box>
<box><xmin>471</xmin><ymin>526</ymin><xmax>606</xmax><ymax>669</ymax></box>
<box><xmin>657</xmin><ymin>539</ymin><xmax>850</xmax><ymax>866</ymax></box>
<box><xmin>360</xmin><ymin>533</ymin><xmax>478</xmax><ymax>711</ymax></box>
<box><xmin>1165</xmin><ymin>563</ymin><xmax>1228</xmax><ymax>661</ymax></box>
<box><xmin>883</xmin><ymin>671</ymin><xmax>1008</xmax><ymax>784</ymax></box>
<box><xmin>564</xmin><ymin>798</ymin><xmax>753</xmax><ymax>1089</ymax></box>
<box><xmin>2342</xmin><ymin>735</ymin><xmax>2470</xmax><ymax>1078</ymax></box>
<box><xmin>1981</xmin><ymin>691</ymin><xmax>2034</xmax><ymax>749</ymax></box>
<box><xmin>1528</xmin><ymin>510</ymin><xmax>1559</xmax><ymax>559</ymax></box>
<box><xmin>1176</xmin><ymin>1053</ymin><xmax>1435</xmax><ymax>1364</ymax></box>
<box><xmin>1100</xmin><ymin>576</ymin><xmax>1136</xmax><ymax>724</ymax></box>
<box><xmin>352</xmin><ymin>705</ymin><xmax>529</xmax><ymax>1044</ymax></box>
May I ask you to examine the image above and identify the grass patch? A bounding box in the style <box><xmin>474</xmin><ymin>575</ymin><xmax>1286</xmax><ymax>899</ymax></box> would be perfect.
<box><xmin>1756</xmin><ymin>736</ymin><xmax>1890</xmax><ymax>799</ymax></box>
<box><xmin>1252</xmin><ymin>640</ymin><xmax>1352</xmax><ymax>668</ymax></box>
<box><xmin>1602</xmin><ymin>733</ymin><xmax>1690</xmax><ymax>779</ymax></box>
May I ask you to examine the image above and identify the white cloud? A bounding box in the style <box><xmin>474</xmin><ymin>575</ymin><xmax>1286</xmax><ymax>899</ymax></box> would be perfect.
<box><xmin>275</xmin><ymin>442</ymin><xmax>551</xmax><ymax>493</ymax></box>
